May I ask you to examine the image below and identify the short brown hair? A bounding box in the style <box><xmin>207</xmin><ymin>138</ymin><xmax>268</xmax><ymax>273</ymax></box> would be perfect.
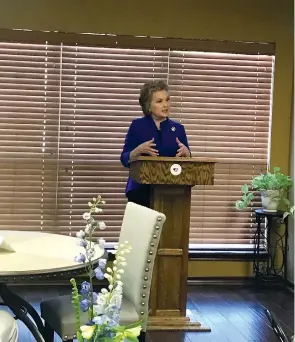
<box><xmin>139</xmin><ymin>79</ymin><xmax>169</xmax><ymax>116</ymax></box>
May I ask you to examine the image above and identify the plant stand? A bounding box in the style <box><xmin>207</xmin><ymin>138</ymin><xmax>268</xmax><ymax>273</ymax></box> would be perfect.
<box><xmin>253</xmin><ymin>209</ymin><xmax>289</xmax><ymax>285</ymax></box>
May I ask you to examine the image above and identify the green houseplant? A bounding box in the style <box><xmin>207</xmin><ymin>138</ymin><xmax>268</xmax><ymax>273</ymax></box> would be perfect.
<box><xmin>235</xmin><ymin>167</ymin><xmax>294</xmax><ymax>219</ymax></box>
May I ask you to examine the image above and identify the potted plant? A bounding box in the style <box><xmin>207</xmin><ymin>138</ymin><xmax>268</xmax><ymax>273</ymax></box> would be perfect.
<box><xmin>235</xmin><ymin>167</ymin><xmax>294</xmax><ymax>219</ymax></box>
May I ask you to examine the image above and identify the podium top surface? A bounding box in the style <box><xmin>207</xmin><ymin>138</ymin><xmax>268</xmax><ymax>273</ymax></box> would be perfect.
<box><xmin>133</xmin><ymin>156</ymin><xmax>216</xmax><ymax>163</ymax></box>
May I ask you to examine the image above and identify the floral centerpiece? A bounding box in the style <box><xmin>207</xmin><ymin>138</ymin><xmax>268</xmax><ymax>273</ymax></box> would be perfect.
<box><xmin>71</xmin><ymin>196</ymin><xmax>142</xmax><ymax>341</ymax></box>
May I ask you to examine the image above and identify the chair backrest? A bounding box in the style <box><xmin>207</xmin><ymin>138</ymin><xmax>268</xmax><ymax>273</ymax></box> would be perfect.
<box><xmin>118</xmin><ymin>202</ymin><xmax>166</xmax><ymax>328</ymax></box>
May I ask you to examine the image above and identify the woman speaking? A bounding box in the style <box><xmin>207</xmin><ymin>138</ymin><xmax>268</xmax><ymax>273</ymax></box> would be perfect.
<box><xmin>120</xmin><ymin>80</ymin><xmax>191</xmax><ymax>207</ymax></box>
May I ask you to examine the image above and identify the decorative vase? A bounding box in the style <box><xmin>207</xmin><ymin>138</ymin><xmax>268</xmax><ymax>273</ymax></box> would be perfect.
<box><xmin>260</xmin><ymin>190</ymin><xmax>280</xmax><ymax>212</ymax></box>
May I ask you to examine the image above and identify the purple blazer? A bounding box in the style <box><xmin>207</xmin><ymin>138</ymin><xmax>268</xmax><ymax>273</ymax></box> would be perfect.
<box><xmin>120</xmin><ymin>115</ymin><xmax>190</xmax><ymax>194</ymax></box>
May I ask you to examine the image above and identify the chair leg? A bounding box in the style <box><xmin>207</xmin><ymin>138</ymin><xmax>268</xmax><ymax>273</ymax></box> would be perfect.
<box><xmin>138</xmin><ymin>331</ymin><xmax>146</xmax><ymax>342</ymax></box>
<box><xmin>43</xmin><ymin>322</ymin><xmax>54</xmax><ymax>342</ymax></box>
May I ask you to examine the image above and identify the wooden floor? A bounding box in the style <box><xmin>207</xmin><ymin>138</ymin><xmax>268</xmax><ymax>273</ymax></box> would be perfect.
<box><xmin>2</xmin><ymin>284</ymin><xmax>294</xmax><ymax>342</ymax></box>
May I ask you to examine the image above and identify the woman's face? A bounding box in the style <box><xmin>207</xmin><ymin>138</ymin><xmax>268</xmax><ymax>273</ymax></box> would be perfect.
<box><xmin>149</xmin><ymin>90</ymin><xmax>170</xmax><ymax>120</ymax></box>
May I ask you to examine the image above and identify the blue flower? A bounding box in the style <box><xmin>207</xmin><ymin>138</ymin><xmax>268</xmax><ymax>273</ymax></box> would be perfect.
<box><xmin>92</xmin><ymin>315</ymin><xmax>105</xmax><ymax>325</ymax></box>
<box><xmin>98</xmin><ymin>258</ymin><xmax>107</xmax><ymax>269</ymax></box>
<box><xmin>77</xmin><ymin>239</ymin><xmax>87</xmax><ymax>248</ymax></box>
<box><xmin>92</xmin><ymin>292</ymin><xmax>98</xmax><ymax>302</ymax></box>
<box><xmin>74</xmin><ymin>253</ymin><xmax>86</xmax><ymax>263</ymax></box>
<box><xmin>94</xmin><ymin>267</ymin><xmax>104</xmax><ymax>280</ymax></box>
<box><xmin>108</xmin><ymin>318</ymin><xmax>119</xmax><ymax>327</ymax></box>
<box><xmin>80</xmin><ymin>299</ymin><xmax>91</xmax><ymax>312</ymax></box>
<box><xmin>80</xmin><ymin>281</ymin><xmax>91</xmax><ymax>295</ymax></box>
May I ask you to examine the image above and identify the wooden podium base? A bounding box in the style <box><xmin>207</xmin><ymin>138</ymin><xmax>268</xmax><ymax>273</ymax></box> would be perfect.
<box><xmin>129</xmin><ymin>157</ymin><xmax>215</xmax><ymax>335</ymax></box>
<box><xmin>147</xmin><ymin>316</ymin><xmax>211</xmax><ymax>331</ymax></box>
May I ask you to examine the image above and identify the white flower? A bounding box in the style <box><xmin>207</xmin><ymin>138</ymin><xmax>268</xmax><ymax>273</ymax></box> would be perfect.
<box><xmin>93</xmin><ymin>303</ymin><xmax>105</xmax><ymax>316</ymax></box>
<box><xmin>96</xmin><ymin>294</ymin><xmax>107</xmax><ymax>306</ymax></box>
<box><xmin>108</xmin><ymin>284</ymin><xmax>113</xmax><ymax>290</ymax></box>
<box><xmin>118</xmin><ymin>269</ymin><xmax>124</xmax><ymax>274</ymax></box>
<box><xmin>93</xmin><ymin>197</ymin><xmax>96</xmax><ymax>201</ymax></box>
<box><xmin>101</xmin><ymin>288</ymin><xmax>108</xmax><ymax>294</ymax></box>
<box><xmin>83</xmin><ymin>212</ymin><xmax>91</xmax><ymax>220</ymax></box>
<box><xmin>76</xmin><ymin>230</ymin><xmax>85</xmax><ymax>238</ymax></box>
<box><xmin>95</xmin><ymin>207</ymin><xmax>103</xmax><ymax>213</ymax></box>
<box><xmin>117</xmin><ymin>281</ymin><xmax>123</xmax><ymax>286</ymax></box>
<box><xmin>98</xmin><ymin>221</ymin><xmax>106</xmax><ymax>230</ymax></box>
<box><xmin>116</xmin><ymin>274</ymin><xmax>121</xmax><ymax>280</ymax></box>
<box><xmin>98</xmin><ymin>238</ymin><xmax>106</xmax><ymax>248</ymax></box>
<box><xmin>80</xmin><ymin>325</ymin><xmax>95</xmax><ymax>339</ymax></box>
<box><xmin>107</xmin><ymin>267</ymin><xmax>112</xmax><ymax>273</ymax></box>
<box><xmin>104</xmin><ymin>273</ymin><xmax>113</xmax><ymax>281</ymax></box>
<box><xmin>113</xmin><ymin>266</ymin><xmax>118</xmax><ymax>271</ymax></box>
<box><xmin>114</xmin><ymin>284</ymin><xmax>122</xmax><ymax>293</ymax></box>
<box><xmin>110</xmin><ymin>294</ymin><xmax>122</xmax><ymax>308</ymax></box>
<box><xmin>88</xmin><ymin>201</ymin><xmax>92</xmax><ymax>207</ymax></box>
<box><xmin>121</xmin><ymin>262</ymin><xmax>127</xmax><ymax>266</ymax></box>
<box><xmin>113</xmin><ymin>260</ymin><xmax>117</xmax><ymax>265</ymax></box>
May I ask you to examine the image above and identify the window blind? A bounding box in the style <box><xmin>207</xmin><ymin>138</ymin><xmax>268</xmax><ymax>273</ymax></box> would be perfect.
<box><xmin>168</xmin><ymin>51</ymin><xmax>273</xmax><ymax>247</ymax></box>
<box><xmin>0</xmin><ymin>42</ymin><xmax>59</xmax><ymax>231</ymax></box>
<box><xmin>0</xmin><ymin>39</ymin><xmax>274</xmax><ymax>248</ymax></box>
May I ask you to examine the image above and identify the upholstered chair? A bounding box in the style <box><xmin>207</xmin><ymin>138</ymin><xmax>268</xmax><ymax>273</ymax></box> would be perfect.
<box><xmin>40</xmin><ymin>202</ymin><xmax>166</xmax><ymax>342</ymax></box>
<box><xmin>0</xmin><ymin>310</ymin><xmax>18</xmax><ymax>342</ymax></box>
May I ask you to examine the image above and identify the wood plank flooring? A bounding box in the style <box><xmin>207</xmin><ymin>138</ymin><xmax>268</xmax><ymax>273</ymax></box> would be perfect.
<box><xmin>1</xmin><ymin>284</ymin><xmax>293</xmax><ymax>342</ymax></box>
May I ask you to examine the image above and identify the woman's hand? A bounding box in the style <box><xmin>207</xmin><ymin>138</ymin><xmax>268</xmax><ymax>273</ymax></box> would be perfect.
<box><xmin>130</xmin><ymin>138</ymin><xmax>159</xmax><ymax>161</ymax></box>
<box><xmin>176</xmin><ymin>137</ymin><xmax>190</xmax><ymax>157</ymax></box>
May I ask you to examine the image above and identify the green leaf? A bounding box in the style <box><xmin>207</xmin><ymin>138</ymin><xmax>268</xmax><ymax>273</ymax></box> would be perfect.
<box><xmin>241</xmin><ymin>184</ymin><xmax>248</xmax><ymax>193</ymax></box>
<box><xmin>283</xmin><ymin>198</ymin><xmax>291</xmax><ymax>206</ymax></box>
<box><xmin>121</xmin><ymin>320</ymin><xmax>143</xmax><ymax>330</ymax></box>
<box><xmin>124</xmin><ymin>337</ymin><xmax>139</xmax><ymax>342</ymax></box>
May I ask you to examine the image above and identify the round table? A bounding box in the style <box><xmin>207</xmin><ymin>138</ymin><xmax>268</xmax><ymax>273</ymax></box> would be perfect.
<box><xmin>0</xmin><ymin>230</ymin><xmax>106</xmax><ymax>342</ymax></box>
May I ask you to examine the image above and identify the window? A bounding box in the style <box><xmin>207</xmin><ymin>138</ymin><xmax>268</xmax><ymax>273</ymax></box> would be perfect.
<box><xmin>0</xmin><ymin>35</ymin><xmax>274</xmax><ymax>249</ymax></box>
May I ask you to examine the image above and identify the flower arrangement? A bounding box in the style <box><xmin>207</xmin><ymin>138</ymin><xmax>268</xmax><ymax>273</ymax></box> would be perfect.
<box><xmin>71</xmin><ymin>196</ymin><xmax>142</xmax><ymax>341</ymax></box>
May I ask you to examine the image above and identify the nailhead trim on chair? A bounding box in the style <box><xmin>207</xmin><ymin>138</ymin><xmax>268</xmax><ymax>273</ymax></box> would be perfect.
<box><xmin>139</xmin><ymin>215</ymin><xmax>163</xmax><ymax>318</ymax></box>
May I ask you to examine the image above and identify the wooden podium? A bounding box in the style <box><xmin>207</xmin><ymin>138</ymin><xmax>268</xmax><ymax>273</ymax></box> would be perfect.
<box><xmin>129</xmin><ymin>156</ymin><xmax>215</xmax><ymax>331</ymax></box>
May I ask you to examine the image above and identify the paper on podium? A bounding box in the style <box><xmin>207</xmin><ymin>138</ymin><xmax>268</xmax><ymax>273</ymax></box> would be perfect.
<box><xmin>0</xmin><ymin>236</ymin><xmax>15</xmax><ymax>252</ymax></box>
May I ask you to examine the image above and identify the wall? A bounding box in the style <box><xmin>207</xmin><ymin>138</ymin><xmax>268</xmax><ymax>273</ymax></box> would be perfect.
<box><xmin>0</xmin><ymin>0</ymin><xmax>293</xmax><ymax>277</ymax></box>
<box><xmin>287</xmin><ymin>94</ymin><xmax>294</xmax><ymax>284</ymax></box>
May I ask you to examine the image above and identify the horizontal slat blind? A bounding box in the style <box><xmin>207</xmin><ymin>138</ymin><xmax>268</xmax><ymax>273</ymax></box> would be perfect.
<box><xmin>0</xmin><ymin>42</ymin><xmax>60</xmax><ymax>231</ymax></box>
<box><xmin>0</xmin><ymin>39</ymin><xmax>274</xmax><ymax>248</ymax></box>
<box><xmin>57</xmin><ymin>46</ymin><xmax>168</xmax><ymax>237</ymax></box>
<box><xmin>168</xmin><ymin>51</ymin><xmax>273</xmax><ymax>246</ymax></box>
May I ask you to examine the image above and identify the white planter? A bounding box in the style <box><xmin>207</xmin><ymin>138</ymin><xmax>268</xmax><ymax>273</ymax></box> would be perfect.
<box><xmin>260</xmin><ymin>190</ymin><xmax>280</xmax><ymax>212</ymax></box>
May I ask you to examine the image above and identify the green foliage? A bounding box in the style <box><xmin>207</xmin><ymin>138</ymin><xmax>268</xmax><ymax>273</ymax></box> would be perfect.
<box><xmin>235</xmin><ymin>167</ymin><xmax>294</xmax><ymax>218</ymax></box>
<box><xmin>70</xmin><ymin>278</ymin><xmax>83</xmax><ymax>342</ymax></box>
<box><xmin>250</xmin><ymin>167</ymin><xmax>293</xmax><ymax>191</ymax></box>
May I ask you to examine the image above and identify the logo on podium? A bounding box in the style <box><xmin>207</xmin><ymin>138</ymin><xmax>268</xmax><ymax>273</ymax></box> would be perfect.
<box><xmin>170</xmin><ymin>164</ymin><xmax>182</xmax><ymax>176</ymax></box>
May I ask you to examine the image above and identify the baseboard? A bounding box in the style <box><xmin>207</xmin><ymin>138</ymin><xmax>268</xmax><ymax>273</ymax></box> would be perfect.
<box><xmin>187</xmin><ymin>276</ymin><xmax>254</xmax><ymax>286</ymax></box>
<box><xmin>188</xmin><ymin>276</ymin><xmax>293</xmax><ymax>289</ymax></box>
